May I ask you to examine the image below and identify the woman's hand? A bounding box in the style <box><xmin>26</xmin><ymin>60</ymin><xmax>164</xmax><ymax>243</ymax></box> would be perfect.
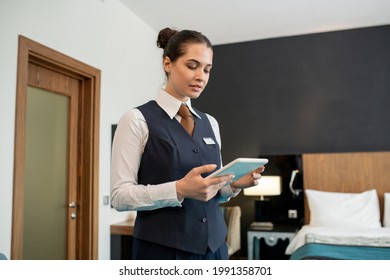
<box><xmin>176</xmin><ymin>164</ymin><xmax>234</xmax><ymax>202</ymax></box>
<box><xmin>230</xmin><ymin>165</ymin><xmax>266</xmax><ymax>192</ymax></box>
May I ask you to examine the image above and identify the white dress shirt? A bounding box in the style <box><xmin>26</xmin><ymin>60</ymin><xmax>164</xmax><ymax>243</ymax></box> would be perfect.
<box><xmin>110</xmin><ymin>89</ymin><xmax>239</xmax><ymax>211</ymax></box>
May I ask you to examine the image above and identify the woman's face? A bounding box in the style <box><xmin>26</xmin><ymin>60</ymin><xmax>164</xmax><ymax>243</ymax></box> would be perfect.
<box><xmin>164</xmin><ymin>43</ymin><xmax>213</xmax><ymax>102</ymax></box>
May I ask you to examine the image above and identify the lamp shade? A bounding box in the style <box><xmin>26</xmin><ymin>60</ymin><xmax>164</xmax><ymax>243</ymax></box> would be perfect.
<box><xmin>243</xmin><ymin>176</ymin><xmax>282</xmax><ymax>198</ymax></box>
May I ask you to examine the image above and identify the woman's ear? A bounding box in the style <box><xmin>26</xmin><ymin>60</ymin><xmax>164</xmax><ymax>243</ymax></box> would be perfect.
<box><xmin>163</xmin><ymin>56</ymin><xmax>171</xmax><ymax>74</ymax></box>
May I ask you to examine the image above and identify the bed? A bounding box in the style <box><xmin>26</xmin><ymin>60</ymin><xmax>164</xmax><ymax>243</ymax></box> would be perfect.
<box><xmin>286</xmin><ymin>152</ymin><xmax>390</xmax><ymax>260</ymax></box>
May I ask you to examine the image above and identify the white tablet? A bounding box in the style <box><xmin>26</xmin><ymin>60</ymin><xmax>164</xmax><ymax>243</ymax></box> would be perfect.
<box><xmin>207</xmin><ymin>158</ymin><xmax>268</xmax><ymax>182</ymax></box>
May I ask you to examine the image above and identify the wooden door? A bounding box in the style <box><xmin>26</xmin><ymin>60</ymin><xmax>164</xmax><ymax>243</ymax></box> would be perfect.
<box><xmin>24</xmin><ymin>62</ymin><xmax>79</xmax><ymax>259</ymax></box>
<box><xmin>12</xmin><ymin>36</ymin><xmax>100</xmax><ymax>259</ymax></box>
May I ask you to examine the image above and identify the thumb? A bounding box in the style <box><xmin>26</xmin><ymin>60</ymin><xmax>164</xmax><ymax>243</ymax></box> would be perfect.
<box><xmin>192</xmin><ymin>164</ymin><xmax>218</xmax><ymax>175</ymax></box>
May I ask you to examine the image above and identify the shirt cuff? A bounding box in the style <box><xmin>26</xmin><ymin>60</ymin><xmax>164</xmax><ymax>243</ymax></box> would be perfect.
<box><xmin>148</xmin><ymin>181</ymin><xmax>182</xmax><ymax>208</ymax></box>
<box><xmin>219</xmin><ymin>184</ymin><xmax>241</xmax><ymax>202</ymax></box>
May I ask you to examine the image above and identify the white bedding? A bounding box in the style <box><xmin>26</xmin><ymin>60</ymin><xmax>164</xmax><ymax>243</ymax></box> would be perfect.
<box><xmin>285</xmin><ymin>225</ymin><xmax>390</xmax><ymax>255</ymax></box>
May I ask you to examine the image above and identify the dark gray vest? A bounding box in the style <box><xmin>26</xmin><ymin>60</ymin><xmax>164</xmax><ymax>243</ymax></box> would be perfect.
<box><xmin>134</xmin><ymin>101</ymin><xmax>227</xmax><ymax>254</ymax></box>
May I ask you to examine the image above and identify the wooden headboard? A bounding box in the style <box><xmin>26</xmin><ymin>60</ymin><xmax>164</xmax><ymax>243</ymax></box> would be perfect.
<box><xmin>303</xmin><ymin>151</ymin><xmax>390</xmax><ymax>224</ymax></box>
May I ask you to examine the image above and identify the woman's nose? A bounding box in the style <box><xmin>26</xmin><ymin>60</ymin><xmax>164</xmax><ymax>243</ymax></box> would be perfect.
<box><xmin>195</xmin><ymin>69</ymin><xmax>205</xmax><ymax>81</ymax></box>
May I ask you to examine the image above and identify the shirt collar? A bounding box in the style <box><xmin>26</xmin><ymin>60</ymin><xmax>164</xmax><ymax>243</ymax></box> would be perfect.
<box><xmin>156</xmin><ymin>88</ymin><xmax>201</xmax><ymax>120</ymax></box>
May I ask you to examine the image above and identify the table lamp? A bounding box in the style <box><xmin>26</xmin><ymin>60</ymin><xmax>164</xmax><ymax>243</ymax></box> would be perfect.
<box><xmin>244</xmin><ymin>176</ymin><xmax>282</xmax><ymax>228</ymax></box>
<box><xmin>244</xmin><ymin>176</ymin><xmax>282</xmax><ymax>200</ymax></box>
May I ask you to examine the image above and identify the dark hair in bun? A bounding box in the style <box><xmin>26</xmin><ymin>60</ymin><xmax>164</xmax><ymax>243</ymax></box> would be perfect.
<box><xmin>157</xmin><ymin>27</ymin><xmax>212</xmax><ymax>63</ymax></box>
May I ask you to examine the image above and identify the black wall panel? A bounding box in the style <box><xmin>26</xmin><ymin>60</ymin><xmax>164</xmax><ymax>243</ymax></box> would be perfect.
<box><xmin>193</xmin><ymin>25</ymin><xmax>390</xmax><ymax>163</ymax></box>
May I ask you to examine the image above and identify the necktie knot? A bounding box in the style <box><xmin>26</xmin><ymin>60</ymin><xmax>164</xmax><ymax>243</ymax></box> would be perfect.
<box><xmin>178</xmin><ymin>104</ymin><xmax>194</xmax><ymax>136</ymax></box>
<box><xmin>178</xmin><ymin>104</ymin><xmax>192</xmax><ymax>118</ymax></box>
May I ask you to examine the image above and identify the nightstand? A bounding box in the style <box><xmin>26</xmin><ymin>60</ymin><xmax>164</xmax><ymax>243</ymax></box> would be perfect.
<box><xmin>247</xmin><ymin>224</ymin><xmax>298</xmax><ymax>260</ymax></box>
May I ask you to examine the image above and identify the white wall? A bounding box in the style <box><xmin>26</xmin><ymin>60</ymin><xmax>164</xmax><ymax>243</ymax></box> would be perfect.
<box><xmin>0</xmin><ymin>0</ymin><xmax>164</xmax><ymax>259</ymax></box>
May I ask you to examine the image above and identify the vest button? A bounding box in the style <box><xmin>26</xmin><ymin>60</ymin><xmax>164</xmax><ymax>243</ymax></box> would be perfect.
<box><xmin>193</xmin><ymin>148</ymin><xmax>199</xmax><ymax>153</ymax></box>
<box><xmin>201</xmin><ymin>217</ymin><xmax>207</xmax><ymax>223</ymax></box>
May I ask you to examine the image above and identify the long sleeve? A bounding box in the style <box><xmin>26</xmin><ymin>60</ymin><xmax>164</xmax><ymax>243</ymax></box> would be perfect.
<box><xmin>110</xmin><ymin>109</ymin><xmax>181</xmax><ymax>211</ymax></box>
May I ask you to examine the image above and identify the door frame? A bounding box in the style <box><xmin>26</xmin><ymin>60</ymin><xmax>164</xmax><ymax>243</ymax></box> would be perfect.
<box><xmin>12</xmin><ymin>35</ymin><xmax>100</xmax><ymax>259</ymax></box>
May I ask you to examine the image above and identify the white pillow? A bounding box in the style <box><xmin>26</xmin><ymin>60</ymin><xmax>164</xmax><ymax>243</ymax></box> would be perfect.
<box><xmin>384</xmin><ymin>193</ymin><xmax>390</xmax><ymax>227</ymax></box>
<box><xmin>305</xmin><ymin>189</ymin><xmax>381</xmax><ymax>228</ymax></box>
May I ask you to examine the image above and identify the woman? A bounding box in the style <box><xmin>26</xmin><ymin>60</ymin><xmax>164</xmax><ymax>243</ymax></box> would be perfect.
<box><xmin>111</xmin><ymin>27</ymin><xmax>265</xmax><ymax>260</ymax></box>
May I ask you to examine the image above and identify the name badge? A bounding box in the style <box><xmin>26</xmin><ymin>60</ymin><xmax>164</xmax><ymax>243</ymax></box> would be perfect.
<box><xmin>203</xmin><ymin>137</ymin><xmax>216</xmax><ymax>145</ymax></box>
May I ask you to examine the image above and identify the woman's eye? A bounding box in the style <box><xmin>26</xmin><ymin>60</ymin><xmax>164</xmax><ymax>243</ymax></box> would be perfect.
<box><xmin>187</xmin><ymin>64</ymin><xmax>197</xmax><ymax>70</ymax></box>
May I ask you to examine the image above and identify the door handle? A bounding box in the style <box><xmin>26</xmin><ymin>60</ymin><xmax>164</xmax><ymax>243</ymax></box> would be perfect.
<box><xmin>70</xmin><ymin>212</ymin><xmax>77</xmax><ymax>220</ymax></box>
<box><xmin>69</xmin><ymin>202</ymin><xmax>77</xmax><ymax>208</ymax></box>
